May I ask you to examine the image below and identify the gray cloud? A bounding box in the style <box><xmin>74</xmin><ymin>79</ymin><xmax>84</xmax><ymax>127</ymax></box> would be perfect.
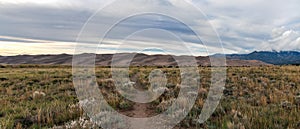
<box><xmin>193</xmin><ymin>0</ymin><xmax>300</xmax><ymax>53</ymax></box>
<box><xmin>0</xmin><ymin>0</ymin><xmax>299</xmax><ymax>55</ymax></box>
<box><xmin>0</xmin><ymin>3</ymin><xmax>94</xmax><ymax>42</ymax></box>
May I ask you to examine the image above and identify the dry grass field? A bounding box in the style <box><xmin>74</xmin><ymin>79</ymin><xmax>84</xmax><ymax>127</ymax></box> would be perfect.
<box><xmin>0</xmin><ymin>65</ymin><xmax>299</xmax><ymax>128</ymax></box>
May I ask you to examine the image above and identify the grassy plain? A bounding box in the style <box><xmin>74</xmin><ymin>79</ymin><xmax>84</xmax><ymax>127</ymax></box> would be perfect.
<box><xmin>0</xmin><ymin>65</ymin><xmax>299</xmax><ymax>128</ymax></box>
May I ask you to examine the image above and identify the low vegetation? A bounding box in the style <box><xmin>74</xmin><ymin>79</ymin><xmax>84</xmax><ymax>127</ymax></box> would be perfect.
<box><xmin>0</xmin><ymin>65</ymin><xmax>299</xmax><ymax>128</ymax></box>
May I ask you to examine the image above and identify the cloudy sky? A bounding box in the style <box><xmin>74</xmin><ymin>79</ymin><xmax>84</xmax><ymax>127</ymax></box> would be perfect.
<box><xmin>0</xmin><ymin>0</ymin><xmax>299</xmax><ymax>56</ymax></box>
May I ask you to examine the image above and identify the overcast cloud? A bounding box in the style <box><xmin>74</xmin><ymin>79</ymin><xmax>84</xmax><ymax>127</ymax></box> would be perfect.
<box><xmin>0</xmin><ymin>0</ymin><xmax>299</xmax><ymax>55</ymax></box>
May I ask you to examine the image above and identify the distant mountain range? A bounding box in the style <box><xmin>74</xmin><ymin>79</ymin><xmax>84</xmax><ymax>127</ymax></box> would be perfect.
<box><xmin>226</xmin><ymin>51</ymin><xmax>300</xmax><ymax>65</ymax></box>
<box><xmin>0</xmin><ymin>51</ymin><xmax>299</xmax><ymax>66</ymax></box>
<box><xmin>0</xmin><ymin>53</ymin><xmax>271</xmax><ymax>66</ymax></box>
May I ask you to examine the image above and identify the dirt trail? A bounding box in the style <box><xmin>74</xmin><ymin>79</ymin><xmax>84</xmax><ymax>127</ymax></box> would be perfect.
<box><xmin>120</xmin><ymin>72</ymin><xmax>156</xmax><ymax>118</ymax></box>
<box><xmin>130</xmin><ymin>73</ymin><xmax>153</xmax><ymax>118</ymax></box>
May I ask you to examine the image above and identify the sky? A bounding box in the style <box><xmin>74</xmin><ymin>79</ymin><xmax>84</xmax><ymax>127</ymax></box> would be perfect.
<box><xmin>0</xmin><ymin>0</ymin><xmax>299</xmax><ymax>56</ymax></box>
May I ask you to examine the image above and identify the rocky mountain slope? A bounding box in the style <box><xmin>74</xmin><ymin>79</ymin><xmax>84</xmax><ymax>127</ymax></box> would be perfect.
<box><xmin>226</xmin><ymin>51</ymin><xmax>300</xmax><ymax>65</ymax></box>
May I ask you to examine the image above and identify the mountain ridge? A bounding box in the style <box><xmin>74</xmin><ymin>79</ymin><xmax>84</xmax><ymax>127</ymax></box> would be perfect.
<box><xmin>1</xmin><ymin>51</ymin><xmax>300</xmax><ymax>66</ymax></box>
<box><xmin>0</xmin><ymin>53</ymin><xmax>271</xmax><ymax>66</ymax></box>
<box><xmin>226</xmin><ymin>51</ymin><xmax>300</xmax><ymax>65</ymax></box>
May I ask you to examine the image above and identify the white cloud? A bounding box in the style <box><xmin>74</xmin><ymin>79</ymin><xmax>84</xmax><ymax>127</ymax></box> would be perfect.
<box><xmin>192</xmin><ymin>0</ymin><xmax>300</xmax><ymax>53</ymax></box>
<box><xmin>258</xmin><ymin>27</ymin><xmax>300</xmax><ymax>51</ymax></box>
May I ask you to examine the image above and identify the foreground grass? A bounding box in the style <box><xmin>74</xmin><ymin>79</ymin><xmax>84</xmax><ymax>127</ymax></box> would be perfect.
<box><xmin>0</xmin><ymin>65</ymin><xmax>299</xmax><ymax>128</ymax></box>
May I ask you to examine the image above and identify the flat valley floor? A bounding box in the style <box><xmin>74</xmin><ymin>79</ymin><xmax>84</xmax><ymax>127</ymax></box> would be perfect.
<box><xmin>0</xmin><ymin>65</ymin><xmax>299</xmax><ymax>128</ymax></box>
